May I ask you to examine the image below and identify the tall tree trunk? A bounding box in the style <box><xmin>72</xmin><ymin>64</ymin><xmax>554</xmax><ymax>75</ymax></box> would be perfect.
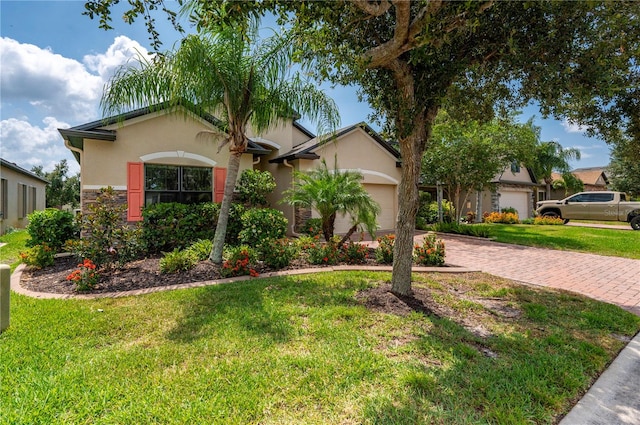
<box><xmin>209</xmin><ymin>152</ymin><xmax>242</xmax><ymax>264</ymax></box>
<box><xmin>390</xmin><ymin>102</ymin><xmax>439</xmax><ymax>296</ymax></box>
<box><xmin>545</xmin><ymin>178</ymin><xmax>552</xmax><ymax>200</ymax></box>
<box><xmin>391</xmin><ymin>128</ymin><xmax>424</xmax><ymax>296</ymax></box>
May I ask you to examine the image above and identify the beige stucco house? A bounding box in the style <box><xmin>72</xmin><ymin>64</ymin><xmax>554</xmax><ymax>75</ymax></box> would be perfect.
<box><xmin>546</xmin><ymin>167</ymin><xmax>609</xmax><ymax>200</ymax></box>
<box><xmin>455</xmin><ymin>163</ymin><xmax>538</xmax><ymax>220</ymax></box>
<box><xmin>59</xmin><ymin>104</ymin><xmax>401</xmax><ymax>235</ymax></box>
<box><xmin>0</xmin><ymin>158</ymin><xmax>48</xmax><ymax>234</ymax></box>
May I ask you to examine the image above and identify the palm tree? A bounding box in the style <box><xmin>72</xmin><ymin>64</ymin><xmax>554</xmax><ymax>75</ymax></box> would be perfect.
<box><xmin>283</xmin><ymin>158</ymin><xmax>381</xmax><ymax>244</ymax></box>
<box><xmin>531</xmin><ymin>141</ymin><xmax>581</xmax><ymax>199</ymax></box>
<box><xmin>101</xmin><ymin>26</ymin><xmax>340</xmax><ymax>263</ymax></box>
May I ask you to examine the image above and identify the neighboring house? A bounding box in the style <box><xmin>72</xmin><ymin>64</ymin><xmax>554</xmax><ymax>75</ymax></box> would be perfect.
<box><xmin>569</xmin><ymin>167</ymin><xmax>609</xmax><ymax>192</ymax></box>
<box><xmin>489</xmin><ymin>163</ymin><xmax>539</xmax><ymax>219</ymax></box>
<box><xmin>547</xmin><ymin>167</ymin><xmax>609</xmax><ymax>200</ymax></box>
<box><xmin>430</xmin><ymin>163</ymin><xmax>538</xmax><ymax>220</ymax></box>
<box><xmin>0</xmin><ymin>158</ymin><xmax>49</xmax><ymax>234</ymax></box>
<box><xmin>59</xmin><ymin>104</ymin><xmax>401</xmax><ymax>235</ymax></box>
<box><xmin>458</xmin><ymin>163</ymin><xmax>538</xmax><ymax>220</ymax></box>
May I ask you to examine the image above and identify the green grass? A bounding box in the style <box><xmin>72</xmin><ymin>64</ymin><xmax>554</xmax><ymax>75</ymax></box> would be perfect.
<box><xmin>488</xmin><ymin>224</ymin><xmax>640</xmax><ymax>259</ymax></box>
<box><xmin>0</xmin><ymin>230</ymin><xmax>29</xmax><ymax>271</ymax></box>
<box><xmin>2</xmin><ymin>271</ymin><xmax>639</xmax><ymax>424</ymax></box>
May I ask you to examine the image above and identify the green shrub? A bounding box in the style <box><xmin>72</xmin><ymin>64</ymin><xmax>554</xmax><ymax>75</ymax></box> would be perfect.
<box><xmin>299</xmin><ymin>218</ymin><xmax>323</xmax><ymax>238</ymax></box>
<box><xmin>19</xmin><ymin>243</ymin><xmax>55</xmax><ymax>269</ymax></box>
<box><xmin>221</xmin><ymin>245</ymin><xmax>259</xmax><ymax>278</ymax></box>
<box><xmin>235</xmin><ymin>169</ymin><xmax>276</xmax><ymax>207</ymax></box>
<box><xmin>339</xmin><ymin>241</ymin><xmax>369</xmax><ymax>265</ymax></box>
<box><xmin>141</xmin><ymin>202</ymin><xmax>219</xmax><ymax>253</ymax></box>
<box><xmin>224</xmin><ymin>203</ymin><xmax>246</xmax><ymax>246</ymax></box>
<box><xmin>375</xmin><ymin>234</ymin><xmax>395</xmax><ymax>264</ymax></box>
<box><xmin>417</xmin><ymin>200</ymin><xmax>456</xmax><ymax>228</ymax></box>
<box><xmin>238</xmin><ymin>208</ymin><xmax>287</xmax><ymax>247</ymax></box>
<box><xmin>26</xmin><ymin>208</ymin><xmax>77</xmax><ymax>251</ymax></box>
<box><xmin>160</xmin><ymin>248</ymin><xmax>198</xmax><ymax>274</ymax></box>
<box><xmin>501</xmin><ymin>206</ymin><xmax>518</xmax><ymax>215</ymax></box>
<box><xmin>185</xmin><ymin>239</ymin><xmax>213</xmax><ymax>261</ymax></box>
<box><xmin>520</xmin><ymin>218</ymin><xmax>535</xmax><ymax>225</ymax></box>
<box><xmin>66</xmin><ymin>187</ymin><xmax>144</xmax><ymax>268</ymax></box>
<box><xmin>431</xmin><ymin>222</ymin><xmax>492</xmax><ymax>238</ymax></box>
<box><xmin>414</xmin><ymin>233</ymin><xmax>446</xmax><ymax>266</ymax></box>
<box><xmin>258</xmin><ymin>238</ymin><xmax>298</xmax><ymax>270</ymax></box>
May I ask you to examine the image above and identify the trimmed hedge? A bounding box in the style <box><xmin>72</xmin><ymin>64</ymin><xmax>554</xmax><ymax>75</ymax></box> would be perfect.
<box><xmin>141</xmin><ymin>203</ymin><xmax>218</xmax><ymax>253</ymax></box>
<box><xmin>141</xmin><ymin>202</ymin><xmax>246</xmax><ymax>253</ymax></box>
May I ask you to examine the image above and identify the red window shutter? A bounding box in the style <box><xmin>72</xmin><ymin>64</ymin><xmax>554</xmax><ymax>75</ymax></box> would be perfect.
<box><xmin>127</xmin><ymin>162</ymin><xmax>144</xmax><ymax>221</ymax></box>
<box><xmin>214</xmin><ymin>167</ymin><xmax>226</xmax><ymax>203</ymax></box>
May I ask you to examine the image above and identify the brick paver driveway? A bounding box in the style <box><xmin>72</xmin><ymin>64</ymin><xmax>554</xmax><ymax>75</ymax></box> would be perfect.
<box><xmin>424</xmin><ymin>234</ymin><xmax>640</xmax><ymax>316</ymax></box>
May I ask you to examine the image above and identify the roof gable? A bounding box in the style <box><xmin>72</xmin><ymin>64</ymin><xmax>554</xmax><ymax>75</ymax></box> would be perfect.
<box><xmin>269</xmin><ymin>122</ymin><xmax>400</xmax><ymax>164</ymax></box>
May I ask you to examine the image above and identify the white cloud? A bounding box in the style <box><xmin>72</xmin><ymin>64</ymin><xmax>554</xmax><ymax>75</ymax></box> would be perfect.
<box><xmin>0</xmin><ymin>36</ymin><xmax>150</xmax><ymax>173</ymax></box>
<box><xmin>562</xmin><ymin>119</ymin><xmax>590</xmax><ymax>134</ymax></box>
<box><xmin>0</xmin><ymin>36</ymin><xmax>149</xmax><ymax>123</ymax></box>
<box><xmin>83</xmin><ymin>35</ymin><xmax>150</xmax><ymax>81</ymax></box>
<box><xmin>0</xmin><ymin>37</ymin><xmax>103</xmax><ymax>122</ymax></box>
<box><xmin>0</xmin><ymin>117</ymin><xmax>78</xmax><ymax>173</ymax></box>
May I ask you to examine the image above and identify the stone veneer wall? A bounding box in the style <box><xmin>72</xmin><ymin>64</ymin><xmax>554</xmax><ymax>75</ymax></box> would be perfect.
<box><xmin>81</xmin><ymin>188</ymin><xmax>130</xmax><ymax>223</ymax></box>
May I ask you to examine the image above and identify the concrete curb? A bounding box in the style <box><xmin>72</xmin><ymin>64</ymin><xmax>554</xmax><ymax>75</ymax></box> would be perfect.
<box><xmin>11</xmin><ymin>262</ymin><xmax>481</xmax><ymax>300</ymax></box>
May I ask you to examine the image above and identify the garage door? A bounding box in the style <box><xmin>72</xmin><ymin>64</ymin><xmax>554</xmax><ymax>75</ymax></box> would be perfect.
<box><xmin>332</xmin><ymin>184</ymin><xmax>397</xmax><ymax>234</ymax></box>
<box><xmin>499</xmin><ymin>191</ymin><xmax>530</xmax><ymax>219</ymax></box>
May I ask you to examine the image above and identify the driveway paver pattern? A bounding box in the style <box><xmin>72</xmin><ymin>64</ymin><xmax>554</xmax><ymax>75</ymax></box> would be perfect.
<box><xmin>424</xmin><ymin>234</ymin><xmax>640</xmax><ymax>316</ymax></box>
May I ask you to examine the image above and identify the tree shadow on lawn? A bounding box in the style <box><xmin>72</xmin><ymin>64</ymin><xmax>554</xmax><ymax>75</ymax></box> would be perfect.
<box><xmin>165</xmin><ymin>273</ymin><xmax>369</xmax><ymax>344</ymax></box>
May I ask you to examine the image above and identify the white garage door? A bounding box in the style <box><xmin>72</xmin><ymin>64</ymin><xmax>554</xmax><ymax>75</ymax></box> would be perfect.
<box><xmin>332</xmin><ymin>183</ymin><xmax>397</xmax><ymax>234</ymax></box>
<box><xmin>499</xmin><ymin>191</ymin><xmax>530</xmax><ymax>219</ymax></box>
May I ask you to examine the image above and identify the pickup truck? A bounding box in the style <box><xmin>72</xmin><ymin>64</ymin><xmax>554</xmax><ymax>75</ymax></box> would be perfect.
<box><xmin>535</xmin><ymin>191</ymin><xmax>640</xmax><ymax>230</ymax></box>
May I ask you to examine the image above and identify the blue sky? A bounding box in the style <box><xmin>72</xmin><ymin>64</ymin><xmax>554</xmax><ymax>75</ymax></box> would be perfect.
<box><xmin>1</xmin><ymin>1</ymin><xmax>612</xmax><ymax>175</ymax></box>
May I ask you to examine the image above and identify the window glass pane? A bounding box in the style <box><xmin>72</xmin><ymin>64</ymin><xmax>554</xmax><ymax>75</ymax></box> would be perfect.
<box><xmin>145</xmin><ymin>165</ymin><xmax>179</xmax><ymax>191</ymax></box>
<box><xmin>182</xmin><ymin>192</ymin><xmax>212</xmax><ymax>204</ymax></box>
<box><xmin>182</xmin><ymin>167</ymin><xmax>212</xmax><ymax>191</ymax></box>
<box><xmin>145</xmin><ymin>192</ymin><xmax>179</xmax><ymax>206</ymax></box>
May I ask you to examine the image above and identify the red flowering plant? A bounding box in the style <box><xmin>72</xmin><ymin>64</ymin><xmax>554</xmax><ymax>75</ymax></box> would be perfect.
<box><xmin>221</xmin><ymin>246</ymin><xmax>259</xmax><ymax>278</ymax></box>
<box><xmin>306</xmin><ymin>237</ymin><xmax>340</xmax><ymax>265</ymax></box>
<box><xmin>258</xmin><ymin>238</ymin><xmax>298</xmax><ymax>270</ymax></box>
<box><xmin>413</xmin><ymin>234</ymin><xmax>446</xmax><ymax>266</ymax></box>
<box><xmin>66</xmin><ymin>259</ymin><xmax>100</xmax><ymax>291</ymax></box>
<box><xmin>339</xmin><ymin>241</ymin><xmax>369</xmax><ymax>265</ymax></box>
<box><xmin>375</xmin><ymin>234</ymin><xmax>395</xmax><ymax>264</ymax></box>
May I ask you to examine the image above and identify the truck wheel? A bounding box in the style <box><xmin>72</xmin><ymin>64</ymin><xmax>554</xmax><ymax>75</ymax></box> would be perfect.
<box><xmin>631</xmin><ymin>216</ymin><xmax>640</xmax><ymax>231</ymax></box>
<box><xmin>543</xmin><ymin>211</ymin><xmax>560</xmax><ymax>219</ymax></box>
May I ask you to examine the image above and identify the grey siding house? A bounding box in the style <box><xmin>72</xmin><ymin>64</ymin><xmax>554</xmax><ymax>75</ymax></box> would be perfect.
<box><xmin>0</xmin><ymin>158</ymin><xmax>48</xmax><ymax>234</ymax></box>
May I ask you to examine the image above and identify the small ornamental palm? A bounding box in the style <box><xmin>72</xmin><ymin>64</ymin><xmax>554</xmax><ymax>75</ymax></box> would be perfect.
<box><xmin>283</xmin><ymin>158</ymin><xmax>381</xmax><ymax>242</ymax></box>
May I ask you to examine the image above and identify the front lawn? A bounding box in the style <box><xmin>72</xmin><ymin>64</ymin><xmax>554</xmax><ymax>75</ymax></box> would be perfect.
<box><xmin>2</xmin><ymin>271</ymin><xmax>639</xmax><ymax>424</ymax></box>
<box><xmin>0</xmin><ymin>230</ymin><xmax>29</xmax><ymax>272</ymax></box>
<box><xmin>488</xmin><ymin>224</ymin><xmax>640</xmax><ymax>259</ymax></box>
